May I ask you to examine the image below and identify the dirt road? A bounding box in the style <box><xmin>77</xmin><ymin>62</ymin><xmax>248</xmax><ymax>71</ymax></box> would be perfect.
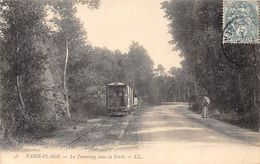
<box><xmin>4</xmin><ymin>103</ymin><xmax>260</xmax><ymax>164</ymax></box>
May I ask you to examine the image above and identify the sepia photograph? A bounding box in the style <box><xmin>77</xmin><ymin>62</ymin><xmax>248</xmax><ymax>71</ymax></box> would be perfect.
<box><xmin>0</xmin><ymin>0</ymin><xmax>260</xmax><ymax>164</ymax></box>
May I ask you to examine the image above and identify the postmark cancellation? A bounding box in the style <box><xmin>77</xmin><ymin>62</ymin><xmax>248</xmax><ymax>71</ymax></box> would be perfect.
<box><xmin>223</xmin><ymin>0</ymin><xmax>259</xmax><ymax>44</ymax></box>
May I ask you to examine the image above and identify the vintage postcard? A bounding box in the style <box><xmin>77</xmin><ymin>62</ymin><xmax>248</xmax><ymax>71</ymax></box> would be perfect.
<box><xmin>0</xmin><ymin>0</ymin><xmax>260</xmax><ymax>164</ymax></box>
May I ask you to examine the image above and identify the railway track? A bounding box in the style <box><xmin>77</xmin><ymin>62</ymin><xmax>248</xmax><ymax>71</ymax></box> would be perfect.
<box><xmin>65</xmin><ymin>119</ymin><xmax>106</xmax><ymax>149</ymax></box>
<box><xmin>65</xmin><ymin>116</ymin><xmax>129</xmax><ymax>150</ymax></box>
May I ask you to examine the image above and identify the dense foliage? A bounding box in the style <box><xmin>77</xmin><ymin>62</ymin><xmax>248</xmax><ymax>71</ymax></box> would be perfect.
<box><xmin>0</xmin><ymin>0</ymin><xmax>51</xmax><ymax>139</ymax></box>
<box><xmin>0</xmin><ymin>0</ymin><xmax>183</xmax><ymax>140</ymax></box>
<box><xmin>0</xmin><ymin>0</ymin><xmax>101</xmax><ymax>140</ymax></box>
<box><xmin>162</xmin><ymin>0</ymin><xmax>260</xmax><ymax>130</ymax></box>
<box><xmin>2</xmin><ymin>0</ymin><xmax>258</xmax><ymax>141</ymax></box>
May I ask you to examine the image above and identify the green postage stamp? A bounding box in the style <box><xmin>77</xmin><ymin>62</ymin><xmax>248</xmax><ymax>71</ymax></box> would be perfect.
<box><xmin>223</xmin><ymin>0</ymin><xmax>259</xmax><ymax>44</ymax></box>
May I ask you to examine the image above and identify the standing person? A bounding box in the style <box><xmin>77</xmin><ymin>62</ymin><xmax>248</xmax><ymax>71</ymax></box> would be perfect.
<box><xmin>201</xmin><ymin>95</ymin><xmax>210</xmax><ymax>118</ymax></box>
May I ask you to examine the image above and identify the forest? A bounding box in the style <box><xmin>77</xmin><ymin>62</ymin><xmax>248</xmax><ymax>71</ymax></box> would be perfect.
<box><xmin>162</xmin><ymin>0</ymin><xmax>260</xmax><ymax>131</ymax></box>
<box><xmin>0</xmin><ymin>0</ymin><xmax>259</xmax><ymax>144</ymax></box>
<box><xmin>0</xmin><ymin>0</ymin><xmax>188</xmax><ymax>141</ymax></box>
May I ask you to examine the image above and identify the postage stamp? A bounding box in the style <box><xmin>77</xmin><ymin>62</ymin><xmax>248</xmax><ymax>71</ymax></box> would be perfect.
<box><xmin>223</xmin><ymin>0</ymin><xmax>259</xmax><ymax>44</ymax></box>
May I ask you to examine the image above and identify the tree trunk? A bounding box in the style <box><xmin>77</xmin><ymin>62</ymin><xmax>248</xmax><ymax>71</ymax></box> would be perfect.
<box><xmin>4</xmin><ymin>75</ymin><xmax>27</xmax><ymax>140</ymax></box>
<box><xmin>194</xmin><ymin>77</ymin><xmax>199</xmax><ymax>97</ymax></box>
<box><xmin>64</xmin><ymin>41</ymin><xmax>71</xmax><ymax>119</ymax></box>
<box><xmin>16</xmin><ymin>75</ymin><xmax>26</xmax><ymax>113</ymax></box>
<box><xmin>16</xmin><ymin>46</ymin><xmax>26</xmax><ymax>113</ymax></box>
<box><xmin>185</xmin><ymin>69</ymin><xmax>191</xmax><ymax>108</ymax></box>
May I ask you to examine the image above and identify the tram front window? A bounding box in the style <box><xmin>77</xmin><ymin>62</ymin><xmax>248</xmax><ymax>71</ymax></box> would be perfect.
<box><xmin>108</xmin><ymin>86</ymin><xmax>126</xmax><ymax>107</ymax></box>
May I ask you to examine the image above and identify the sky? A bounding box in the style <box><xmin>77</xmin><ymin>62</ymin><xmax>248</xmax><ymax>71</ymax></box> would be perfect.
<box><xmin>77</xmin><ymin>0</ymin><xmax>182</xmax><ymax>70</ymax></box>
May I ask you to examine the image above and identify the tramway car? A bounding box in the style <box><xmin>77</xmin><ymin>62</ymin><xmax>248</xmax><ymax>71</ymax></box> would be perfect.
<box><xmin>106</xmin><ymin>82</ymin><xmax>136</xmax><ymax>116</ymax></box>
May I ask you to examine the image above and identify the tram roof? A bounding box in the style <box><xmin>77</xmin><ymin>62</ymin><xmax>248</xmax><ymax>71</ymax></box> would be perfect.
<box><xmin>107</xmin><ymin>82</ymin><xmax>127</xmax><ymax>86</ymax></box>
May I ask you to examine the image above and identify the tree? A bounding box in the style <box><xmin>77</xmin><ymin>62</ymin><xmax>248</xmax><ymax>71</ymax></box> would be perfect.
<box><xmin>0</xmin><ymin>0</ymin><xmax>50</xmax><ymax>137</ymax></box>
<box><xmin>50</xmin><ymin>0</ymin><xmax>100</xmax><ymax>119</ymax></box>
<box><xmin>126</xmin><ymin>42</ymin><xmax>154</xmax><ymax>103</ymax></box>
<box><xmin>154</xmin><ymin>64</ymin><xmax>166</xmax><ymax>76</ymax></box>
<box><xmin>162</xmin><ymin>0</ymin><xmax>260</xmax><ymax>130</ymax></box>
<box><xmin>91</xmin><ymin>42</ymin><xmax>157</xmax><ymax>105</ymax></box>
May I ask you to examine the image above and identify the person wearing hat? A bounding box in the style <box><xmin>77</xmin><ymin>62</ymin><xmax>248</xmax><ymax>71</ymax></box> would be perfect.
<box><xmin>201</xmin><ymin>95</ymin><xmax>210</xmax><ymax>118</ymax></box>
